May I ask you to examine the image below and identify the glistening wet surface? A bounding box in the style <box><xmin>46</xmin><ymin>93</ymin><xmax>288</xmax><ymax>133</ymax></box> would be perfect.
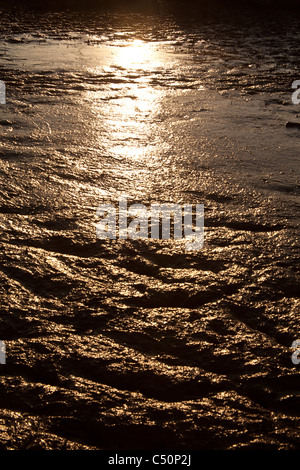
<box><xmin>0</xmin><ymin>5</ymin><xmax>299</xmax><ymax>449</ymax></box>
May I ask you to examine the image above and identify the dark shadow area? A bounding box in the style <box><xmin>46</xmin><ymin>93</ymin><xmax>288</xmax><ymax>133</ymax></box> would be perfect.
<box><xmin>0</xmin><ymin>0</ymin><xmax>299</xmax><ymax>12</ymax></box>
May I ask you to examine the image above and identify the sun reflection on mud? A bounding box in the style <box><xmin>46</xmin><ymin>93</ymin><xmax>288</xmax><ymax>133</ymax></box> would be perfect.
<box><xmin>86</xmin><ymin>40</ymin><xmax>166</xmax><ymax>161</ymax></box>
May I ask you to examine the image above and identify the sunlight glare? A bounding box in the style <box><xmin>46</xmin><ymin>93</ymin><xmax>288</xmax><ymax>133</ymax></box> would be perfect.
<box><xmin>116</xmin><ymin>40</ymin><xmax>161</xmax><ymax>70</ymax></box>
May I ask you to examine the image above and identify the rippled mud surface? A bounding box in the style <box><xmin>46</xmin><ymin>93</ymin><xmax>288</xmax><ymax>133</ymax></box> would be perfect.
<box><xmin>0</xmin><ymin>5</ymin><xmax>299</xmax><ymax>449</ymax></box>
